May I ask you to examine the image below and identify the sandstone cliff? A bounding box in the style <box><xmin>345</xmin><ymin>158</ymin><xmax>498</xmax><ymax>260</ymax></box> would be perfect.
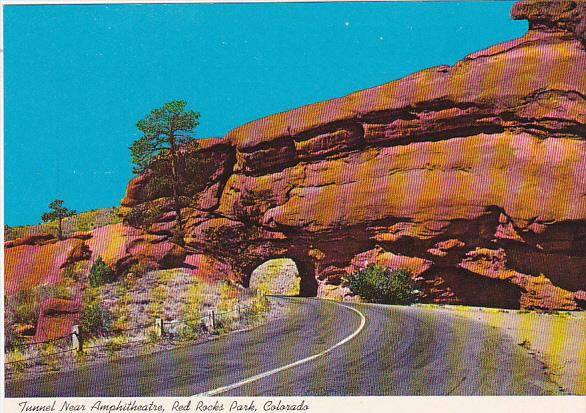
<box><xmin>6</xmin><ymin>1</ymin><xmax>586</xmax><ymax>321</ymax></box>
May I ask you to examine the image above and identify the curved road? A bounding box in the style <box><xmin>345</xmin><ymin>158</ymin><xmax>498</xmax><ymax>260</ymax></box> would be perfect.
<box><xmin>6</xmin><ymin>297</ymin><xmax>561</xmax><ymax>396</ymax></box>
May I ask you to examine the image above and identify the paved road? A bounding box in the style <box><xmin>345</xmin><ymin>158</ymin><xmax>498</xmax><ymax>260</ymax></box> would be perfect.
<box><xmin>6</xmin><ymin>297</ymin><xmax>561</xmax><ymax>396</ymax></box>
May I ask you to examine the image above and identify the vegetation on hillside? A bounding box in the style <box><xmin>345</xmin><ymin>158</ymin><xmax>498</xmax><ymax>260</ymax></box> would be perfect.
<box><xmin>345</xmin><ymin>265</ymin><xmax>420</xmax><ymax>305</ymax></box>
<box><xmin>4</xmin><ymin>207</ymin><xmax>122</xmax><ymax>241</ymax></box>
<box><xmin>4</xmin><ymin>264</ymin><xmax>78</xmax><ymax>350</ymax></box>
<box><xmin>89</xmin><ymin>257</ymin><xmax>115</xmax><ymax>288</ymax></box>
<box><xmin>6</xmin><ymin>262</ymin><xmax>276</xmax><ymax>373</ymax></box>
<box><xmin>80</xmin><ymin>291</ymin><xmax>113</xmax><ymax>336</ymax></box>
<box><xmin>130</xmin><ymin>100</ymin><xmax>200</xmax><ymax>239</ymax></box>
<box><xmin>41</xmin><ymin>200</ymin><xmax>76</xmax><ymax>239</ymax></box>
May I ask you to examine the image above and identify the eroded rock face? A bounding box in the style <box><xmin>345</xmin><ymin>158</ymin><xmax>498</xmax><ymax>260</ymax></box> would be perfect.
<box><xmin>5</xmin><ymin>238</ymin><xmax>90</xmax><ymax>296</ymax></box>
<box><xmin>115</xmin><ymin>1</ymin><xmax>586</xmax><ymax>310</ymax></box>
<box><xmin>511</xmin><ymin>0</ymin><xmax>586</xmax><ymax>42</ymax></box>
<box><xmin>4</xmin><ymin>223</ymin><xmax>190</xmax><ymax>338</ymax></box>
<box><xmin>34</xmin><ymin>298</ymin><xmax>81</xmax><ymax>342</ymax></box>
<box><xmin>5</xmin><ymin>223</ymin><xmax>187</xmax><ymax>296</ymax></box>
<box><xmin>5</xmin><ymin>1</ymin><xmax>585</xmax><ymax>312</ymax></box>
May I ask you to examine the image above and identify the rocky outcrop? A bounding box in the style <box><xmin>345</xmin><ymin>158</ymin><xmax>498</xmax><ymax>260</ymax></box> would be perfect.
<box><xmin>5</xmin><ymin>1</ymin><xmax>585</xmax><ymax>312</ymax></box>
<box><xmin>5</xmin><ymin>238</ymin><xmax>90</xmax><ymax>296</ymax></box>
<box><xmin>511</xmin><ymin>0</ymin><xmax>586</xmax><ymax>42</ymax></box>
<box><xmin>5</xmin><ymin>223</ymin><xmax>190</xmax><ymax>340</ymax></box>
<box><xmin>5</xmin><ymin>223</ymin><xmax>187</xmax><ymax>297</ymax></box>
<box><xmin>114</xmin><ymin>1</ymin><xmax>586</xmax><ymax>310</ymax></box>
<box><xmin>34</xmin><ymin>298</ymin><xmax>81</xmax><ymax>342</ymax></box>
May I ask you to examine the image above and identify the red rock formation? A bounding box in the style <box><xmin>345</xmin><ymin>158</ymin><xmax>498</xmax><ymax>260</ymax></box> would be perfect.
<box><xmin>183</xmin><ymin>254</ymin><xmax>235</xmax><ymax>283</ymax></box>
<box><xmin>5</xmin><ymin>224</ymin><xmax>188</xmax><ymax>338</ymax></box>
<box><xmin>5</xmin><ymin>238</ymin><xmax>89</xmax><ymax>296</ymax></box>
<box><xmin>34</xmin><ymin>298</ymin><xmax>81</xmax><ymax>342</ymax></box>
<box><xmin>5</xmin><ymin>1</ymin><xmax>585</xmax><ymax>312</ymax></box>
<box><xmin>113</xmin><ymin>1</ymin><xmax>586</xmax><ymax>310</ymax></box>
<box><xmin>4</xmin><ymin>223</ymin><xmax>186</xmax><ymax>296</ymax></box>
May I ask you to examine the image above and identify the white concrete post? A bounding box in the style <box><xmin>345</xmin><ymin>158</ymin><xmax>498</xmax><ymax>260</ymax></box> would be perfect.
<box><xmin>155</xmin><ymin>318</ymin><xmax>164</xmax><ymax>337</ymax></box>
<box><xmin>72</xmin><ymin>325</ymin><xmax>83</xmax><ymax>353</ymax></box>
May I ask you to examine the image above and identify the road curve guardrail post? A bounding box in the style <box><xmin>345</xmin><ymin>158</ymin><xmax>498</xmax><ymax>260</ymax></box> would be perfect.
<box><xmin>155</xmin><ymin>318</ymin><xmax>164</xmax><ymax>337</ymax></box>
<box><xmin>71</xmin><ymin>325</ymin><xmax>83</xmax><ymax>353</ymax></box>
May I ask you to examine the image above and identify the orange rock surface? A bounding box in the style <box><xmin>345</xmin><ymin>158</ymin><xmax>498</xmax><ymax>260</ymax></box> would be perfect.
<box><xmin>5</xmin><ymin>1</ymin><xmax>586</xmax><ymax>315</ymax></box>
<box><xmin>34</xmin><ymin>298</ymin><xmax>81</xmax><ymax>342</ymax></box>
<box><xmin>116</xmin><ymin>1</ymin><xmax>586</xmax><ymax>310</ymax></box>
<box><xmin>5</xmin><ymin>238</ymin><xmax>88</xmax><ymax>296</ymax></box>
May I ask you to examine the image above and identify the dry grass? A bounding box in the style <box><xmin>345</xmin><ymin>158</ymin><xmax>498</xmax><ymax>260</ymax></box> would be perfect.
<box><xmin>6</xmin><ymin>266</ymin><xmax>279</xmax><ymax>380</ymax></box>
<box><xmin>5</xmin><ymin>207</ymin><xmax>122</xmax><ymax>241</ymax></box>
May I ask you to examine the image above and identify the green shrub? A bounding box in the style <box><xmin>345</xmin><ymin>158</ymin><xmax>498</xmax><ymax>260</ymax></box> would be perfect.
<box><xmin>61</xmin><ymin>261</ymin><xmax>86</xmax><ymax>282</ymax></box>
<box><xmin>44</xmin><ymin>282</ymin><xmax>73</xmax><ymax>300</ymax></box>
<box><xmin>147</xmin><ymin>327</ymin><xmax>161</xmax><ymax>344</ymax></box>
<box><xmin>217</xmin><ymin>282</ymin><xmax>237</xmax><ymax>313</ymax></box>
<box><xmin>213</xmin><ymin>317</ymin><xmax>229</xmax><ymax>336</ymax></box>
<box><xmin>79</xmin><ymin>301</ymin><xmax>112</xmax><ymax>335</ymax></box>
<box><xmin>39</xmin><ymin>343</ymin><xmax>59</xmax><ymax>371</ymax></box>
<box><xmin>128</xmin><ymin>260</ymin><xmax>153</xmax><ymax>277</ymax></box>
<box><xmin>345</xmin><ymin>265</ymin><xmax>419</xmax><ymax>305</ymax></box>
<box><xmin>73</xmin><ymin>212</ymin><xmax>95</xmax><ymax>232</ymax></box>
<box><xmin>182</xmin><ymin>282</ymin><xmax>203</xmax><ymax>321</ymax></box>
<box><xmin>89</xmin><ymin>257</ymin><xmax>115</xmax><ymax>287</ymax></box>
<box><xmin>146</xmin><ymin>302</ymin><xmax>163</xmax><ymax>318</ymax></box>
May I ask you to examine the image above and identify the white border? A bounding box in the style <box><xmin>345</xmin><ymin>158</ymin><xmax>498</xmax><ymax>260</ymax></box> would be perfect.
<box><xmin>2</xmin><ymin>1</ymin><xmax>585</xmax><ymax>411</ymax></box>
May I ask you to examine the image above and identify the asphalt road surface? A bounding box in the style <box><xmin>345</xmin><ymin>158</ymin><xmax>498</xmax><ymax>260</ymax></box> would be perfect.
<box><xmin>6</xmin><ymin>297</ymin><xmax>562</xmax><ymax>396</ymax></box>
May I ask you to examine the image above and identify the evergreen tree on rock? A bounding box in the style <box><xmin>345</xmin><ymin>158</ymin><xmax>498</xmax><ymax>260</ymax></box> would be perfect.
<box><xmin>130</xmin><ymin>100</ymin><xmax>200</xmax><ymax>238</ymax></box>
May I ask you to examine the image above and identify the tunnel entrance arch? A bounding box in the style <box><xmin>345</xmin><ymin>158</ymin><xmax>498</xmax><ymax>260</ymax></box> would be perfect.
<box><xmin>246</xmin><ymin>258</ymin><xmax>318</xmax><ymax>297</ymax></box>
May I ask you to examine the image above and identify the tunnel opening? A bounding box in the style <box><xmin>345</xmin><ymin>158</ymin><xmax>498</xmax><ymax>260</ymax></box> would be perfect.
<box><xmin>247</xmin><ymin>258</ymin><xmax>318</xmax><ymax>297</ymax></box>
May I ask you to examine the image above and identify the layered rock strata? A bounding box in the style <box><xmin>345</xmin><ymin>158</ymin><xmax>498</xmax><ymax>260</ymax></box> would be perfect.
<box><xmin>119</xmin><ymin>0</ymin><xmax>586</xmax><ymax>310</ymax></box>
<box><xmin>6</xmin><ymin>2</ymin><xmax>586</xmax><ymax>322</ymax></box>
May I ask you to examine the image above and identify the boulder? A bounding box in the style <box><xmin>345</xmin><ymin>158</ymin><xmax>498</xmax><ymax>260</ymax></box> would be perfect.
<box><xmin>458</xmin><ymin>248</ymin><xmax>579</xmax><ymax>310</ymax></box>
<box><xmin>34</xmin><ymin>298</ymin><xmax>81</xmax><ymax>342</ymax></box>
<box><xmin>86</xmin><ymin>223</ymin><xmax>186</xmax><ymax>275</ymax></box>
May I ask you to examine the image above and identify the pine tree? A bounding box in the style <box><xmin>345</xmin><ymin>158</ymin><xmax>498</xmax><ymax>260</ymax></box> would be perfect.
<box><xmin>41</xmin><ymin>200</ymin><xmax>76</xmax><ymax>239</ymax></box>
<box><xmin>129</xmin><ymin>100</ymin><xmax>200</xmax><ymax>235</ymax></box>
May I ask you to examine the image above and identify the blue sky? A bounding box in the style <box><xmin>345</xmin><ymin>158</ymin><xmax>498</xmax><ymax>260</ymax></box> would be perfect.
<box><xmin>4</xmin><ymin>2</ymin><xmax>526</xmax><ymax>226</ymax></box>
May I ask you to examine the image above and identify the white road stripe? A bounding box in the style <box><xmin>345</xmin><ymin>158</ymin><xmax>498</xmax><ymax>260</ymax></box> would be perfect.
<box><xmin>194</xmin><ymin>302</ymin><xmax>366</xmax><ymax>396</ymax></box>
